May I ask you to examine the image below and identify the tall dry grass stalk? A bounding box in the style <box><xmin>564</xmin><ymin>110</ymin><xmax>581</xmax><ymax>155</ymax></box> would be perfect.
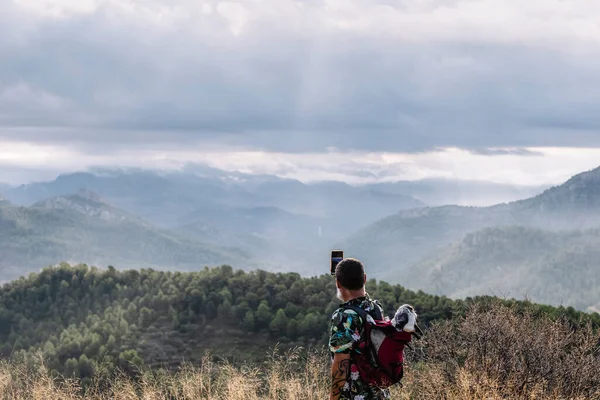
<box><xmin>0</xmin><ymin>302</ymin><xmax>598</xmax><ymax>399</ymax></box>
<box><xmin>0</xmin><ymin>348</ymin><xmax>332</xmax><ymax>400</ymax></box>
<box><xmin>399</xmin><ymin>300</ymin><xmax>600</xmax><ymax>400</ymax></box>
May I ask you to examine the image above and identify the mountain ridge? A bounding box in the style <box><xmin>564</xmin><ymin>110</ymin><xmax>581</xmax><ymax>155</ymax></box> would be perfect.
<box><xmin>340</xmin><ymin>165</ymin><xmax>600</xmax><ymax>286</ymax></box>
<box><xmin>4</xmin><ymin>168</ymin><xmax>427</xmax><ymax>275</ymax></box>
<box><xmin>410</xmin><ymin>225</ymin><xmax>600</xmax><ymax>310</ymax></box>
<box><xmin>32</xmin><ymin>189</ymin><xmax>144</xmax><ymax>224</ymax></box>
<box><xmin>0</xmin><ymin>194</ymin><xmax>258</xmax><ymax>282</ymax></box>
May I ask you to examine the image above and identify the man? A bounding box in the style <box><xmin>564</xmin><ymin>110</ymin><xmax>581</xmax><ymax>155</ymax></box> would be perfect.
<box><xmin>329</xmin><ymin>257</ymin><xmax>391</xmax><ymax>400</ymax></box>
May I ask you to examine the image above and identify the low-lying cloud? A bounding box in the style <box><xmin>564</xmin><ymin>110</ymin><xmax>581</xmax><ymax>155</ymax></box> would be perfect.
<box><xmin>2</xmin><ymin>139</ymin><xmax>600</xmax><ymax>190</ymax></box>
<box><xmin>2</xmin><ymin>0</ymin><xmax>600</xmax><ymax>153</ymax></box>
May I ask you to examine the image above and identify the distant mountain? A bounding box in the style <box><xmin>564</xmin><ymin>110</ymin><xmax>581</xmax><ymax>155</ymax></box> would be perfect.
<box><xmin>6</xmin><ymin>167</ymin><xmax>425</xmax><ymax>231</ymax></box>
<box><xmin>410</xmin><ymin>226</ymin><xmax>600</xmax><ymax>310</ymax></box>
<box><xmin>3</xmin><ymin>165</ymin><xmax>557</xmax><ymax>280</ymax></box>
<box><xmin>4</xmin><ymin>167</ymin><xmax>425</xmax><ymax>275</ymax></box>
<box><xmin>340</xmin><ymin>166</ymin><xmax>600</xmax><ymax>283</ymax></box>
<box><xmin>0</xmin><ymin>191</ymin><xmax>255</xmax><ymax>282</ymax></box>
<box><xmin>508</xmin><ymin>166</ymin><xmax>600</xmax><ymax>227</ymax></box>
<box><xmin>32</xmin><ymin>189</ymin><xmax>142</xmax><ymax>223</ymax></box>
<box><xmin>6</xmin><ymin>169</ymin><xmax>235</xmax><ymax>226</ymax></box>
<box><xmin>180</xmin><ymin>205</ymin><xmax>320</xmax><ymax>243</ymax></box>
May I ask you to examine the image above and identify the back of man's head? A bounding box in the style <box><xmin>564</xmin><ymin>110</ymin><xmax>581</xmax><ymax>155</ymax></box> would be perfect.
<box><xmin>335</xmin><ymin>258</ymin><xmax>366</xmax><ymax>291</ymax></box>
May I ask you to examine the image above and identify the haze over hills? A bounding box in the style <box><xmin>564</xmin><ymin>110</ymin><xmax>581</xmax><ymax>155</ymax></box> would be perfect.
<box><xmin>3</xmin><ymin>166</ymin><xmax>551</xmax><ymax>251</ymax></box>
<box><xmin>3</xmin><ymin>166</ymin><xmax>429</xmax><ymax>276</ymax></box>
<box><xmin>0</xmin><ymin>190</ymin><xmax>256</xmax><ymax>282</ymax></box>
<box><xmin>411</xmin><ymin>226</ymin><xmax>600</xmax><ymax>310</ymax></box>
<box><xmin>5</xmin><ymin>164</ymin><xmax>600</xmax><ymax>311</ymax></box>
<box><xmin>341</xmin><ymin>166</ymin><xmax>600</xmax><ymax>309</ymax></box>
<box><xmin>364</xmin><ymin>179</ymin><xmax>549</xmax><ymax>207</ymax></box>
<box><xmin>5</xmin><ymin>166</ymin><xmax>424</xmax><ymax>235</ymax></box>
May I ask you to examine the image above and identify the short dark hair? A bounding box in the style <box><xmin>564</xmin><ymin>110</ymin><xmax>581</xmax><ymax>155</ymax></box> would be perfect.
<box><xmin>335</xmin><ymin>258</ymin><xmax>365</xmax><ymax>290</ymax></box>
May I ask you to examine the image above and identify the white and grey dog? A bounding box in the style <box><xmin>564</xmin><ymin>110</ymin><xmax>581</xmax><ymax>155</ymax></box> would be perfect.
<box><xmin>369</xmin><ymin>304</ymin><xmax>422</xmax><ymax>353</ymax></box>
<box><xmin>391</xmin><ymin>304</ymin><xmax>420</xmax><ymax>336</ymax></box>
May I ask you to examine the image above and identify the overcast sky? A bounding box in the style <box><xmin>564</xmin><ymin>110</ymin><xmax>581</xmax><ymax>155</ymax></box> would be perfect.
<box><xmin>2</xmin><ymin>0</ymin><xmax>600</xmax><ymax>186</ymax></box>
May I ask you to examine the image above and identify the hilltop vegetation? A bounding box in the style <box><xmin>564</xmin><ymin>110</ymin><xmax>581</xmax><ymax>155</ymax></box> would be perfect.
<box><xmin>1</xmin><ymin>263</ymin><xmax>598</xmax><ymax>387</ymax></box>
<box><xmin>0</xmin><ymin>263</ymin><xmax>455</xmax><ymax>382</ymax></box>
<box><xmin>1</xmin><ymin>301</ymin><xmax>598</xmax><ymax>400</ymax></box>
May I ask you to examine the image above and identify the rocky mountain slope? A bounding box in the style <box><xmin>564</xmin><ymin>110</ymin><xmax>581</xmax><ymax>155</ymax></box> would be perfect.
<box><xmin>340</xmin><ymin>166</ymin><xmax>600</xmax><ymax>284</ymax></box>
<box><xmin>4</xmin><ymin>168</ymin><xmax>425</xmax><ymax>271</ymax></box>
<box><xmin>5</xmin><ymin>167</ymin><xmax>424</xmax><ymax>232</ymax></box>
<box><xmin>0</xmin><ymin>191</ymin><xmax>254</xmax><ymax>281</ymax></box>
<box><xmin>410</xmin><ymin>226</ymin><xmax>600</xmax><ymax>310</ymax></box>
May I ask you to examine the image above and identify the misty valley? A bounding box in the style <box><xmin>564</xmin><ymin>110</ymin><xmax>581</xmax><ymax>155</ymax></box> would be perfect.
<box><xmin>2</xmin><ymin>165</ymin><xmax>600</xmax><ymax>311</ymax></box>
<box><xmin>1</xmin><ymin>165</ymin><xmax>600</xmax><ymax>398</ymax></box>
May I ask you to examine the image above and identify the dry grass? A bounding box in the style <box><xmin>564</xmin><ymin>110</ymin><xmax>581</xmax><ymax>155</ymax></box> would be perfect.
<box><xmin>402</xmin><ymin>300</ymin><xmax>600</xmax><ymax>400</ymax></box>
<box><xmin>1</xmin><ymin>302</ymin><xmax>599</xmax><ymax>400</ymax></box>
<box><xmin>0</xmin><ymin>349</ymin><xmax>333</xmax><ymax>400</ymax></box>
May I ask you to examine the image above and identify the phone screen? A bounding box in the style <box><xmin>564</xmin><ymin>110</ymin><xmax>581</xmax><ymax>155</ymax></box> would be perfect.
<box><xmin>331</xmin><ymin>250</ymin><xmax>344</xmax><ymax>275</ymax></box>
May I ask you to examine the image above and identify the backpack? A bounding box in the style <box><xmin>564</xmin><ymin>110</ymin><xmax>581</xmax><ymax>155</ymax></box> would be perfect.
<box><xmin>344</xmin><ymin>304</ymin><xmax>414</xmax><ymax>389</ymax></box>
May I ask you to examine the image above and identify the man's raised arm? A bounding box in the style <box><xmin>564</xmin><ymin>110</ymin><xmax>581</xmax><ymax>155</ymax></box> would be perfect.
<box><xmin>330</xmin><ymin>352</ymin><xmax>351</xmax><ymax>400</ymax></box>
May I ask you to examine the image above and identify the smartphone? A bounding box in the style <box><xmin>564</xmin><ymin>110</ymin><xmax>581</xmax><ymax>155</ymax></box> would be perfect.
<box><xmin>331</xmin><ymin>250</ymin><xmax>344</xmax><ymax>275</ymax></box>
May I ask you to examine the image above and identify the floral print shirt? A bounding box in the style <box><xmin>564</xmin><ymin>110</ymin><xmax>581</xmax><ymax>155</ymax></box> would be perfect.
<box><xmin>329</xmin><ymin>294</ymin><xmax>391</xmax><ymax>400</ymax></box>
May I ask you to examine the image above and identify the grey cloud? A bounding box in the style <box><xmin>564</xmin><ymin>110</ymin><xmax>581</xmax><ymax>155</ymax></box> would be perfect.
<box><xmin>466</xmin><ymin>148</ymin><xmax>544</xmax><ymax>157</ymax></box>
<box><xmin>2</xmin><ymin>1</ymin><xmax>600</xmax><ymax>153</ymax></box>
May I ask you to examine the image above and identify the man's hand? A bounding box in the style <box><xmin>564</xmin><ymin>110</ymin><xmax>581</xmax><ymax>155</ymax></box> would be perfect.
<box><xmin>330</xmin><ymin>352</ymin><xmax>351</xmax><ymax>400</ymax></box>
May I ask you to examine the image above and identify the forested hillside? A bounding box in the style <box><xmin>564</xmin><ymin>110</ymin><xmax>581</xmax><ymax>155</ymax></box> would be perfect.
<box><xmin>0</xmin><ymin>191</ymin><xmax>255</xmax><ymax>281</ymax></box>
<box><xmin>341</xmin><ymin>166</ymin><xmax>600</xmax><ymax>288</ymax></box>
<box><xmin>1</xmin><ymin>263</ymin><xmax>597</xmax><ymax>386</ymax></box>
<box><xmin>412</xmin><ymin>226</ymin><xmax>600</xmax><ymax>310</ymax></box>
